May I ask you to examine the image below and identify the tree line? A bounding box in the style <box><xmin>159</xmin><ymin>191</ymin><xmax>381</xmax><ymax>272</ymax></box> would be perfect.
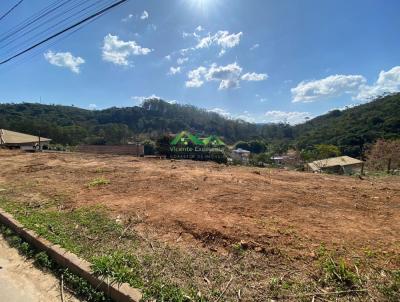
<box><xmin>0</xmin><ymin>93</ymin><xmax>399</xmax><ymax>159</ymax></box>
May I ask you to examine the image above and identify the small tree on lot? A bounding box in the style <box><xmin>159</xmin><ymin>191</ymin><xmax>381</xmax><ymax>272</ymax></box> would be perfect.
<box><xmin>301</xmin><ymin>144</ymin><xmax>341</xmax><ymax>161</ymax></box>
<box><xmin>366</xmin><ymin>139</ymin><xmax>400</xmax><ymax>173</ymax></box>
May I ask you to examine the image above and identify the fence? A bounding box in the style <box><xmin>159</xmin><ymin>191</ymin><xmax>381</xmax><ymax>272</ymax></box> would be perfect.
<box><xmin>75</xmin><ymin>145</ymin><xmax>144</xmax><ymax>156</ymax></box>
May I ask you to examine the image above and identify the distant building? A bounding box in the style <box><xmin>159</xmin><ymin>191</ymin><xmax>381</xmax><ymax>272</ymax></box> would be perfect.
<box><xmin>0</xmin><ymin>129</ymin><xmax>51</xmax><ymax>150</ymax></box>
<box><xmin>271</xmin><ymin>156</ymin><xmax>286</xmax><ymax>165</ymax></box>
<box><xmin>232</xmin><ymin>148</ymin><xmax>251</xmax><ymax>163</ymax></box>
<box><xmin>307</xmin><ymin>156</ymin><xmax>364</xmax><ymax>174</ymax></box>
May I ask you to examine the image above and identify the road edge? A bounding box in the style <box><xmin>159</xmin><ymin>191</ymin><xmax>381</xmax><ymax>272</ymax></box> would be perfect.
<box><xmin>0</xmin><ymin>207</ymin><xmax>142</xmax><ymax>302</ymax></box>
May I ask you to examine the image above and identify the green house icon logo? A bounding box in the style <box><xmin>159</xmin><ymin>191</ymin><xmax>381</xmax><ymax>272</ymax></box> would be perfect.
<box><xmin>170</xmin><ymin>131</ymin><xmax>225</xmax><ymax>146</ymax></box>
<box><xmin>170</xmin><ymin>131</ymin><xmax>204</xmax><ymax>146</ymax></box>
<box><xmin>202</xmin><ymin>135</ymin><xmax>225</xmax><ymax>147</ymax></box>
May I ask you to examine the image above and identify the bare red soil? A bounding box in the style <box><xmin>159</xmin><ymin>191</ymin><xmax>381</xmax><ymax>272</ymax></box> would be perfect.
<box><xmin>1</xmin><ymin>150</ymin><xmax>399</xmax><ymax>260</ymax></box>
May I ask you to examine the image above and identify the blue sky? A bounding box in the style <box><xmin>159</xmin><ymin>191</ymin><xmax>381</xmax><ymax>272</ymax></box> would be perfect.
<box><xmin>0</xmin><ymin>0</ymin><xmax>400</xmax><ymax>124</ymax></box>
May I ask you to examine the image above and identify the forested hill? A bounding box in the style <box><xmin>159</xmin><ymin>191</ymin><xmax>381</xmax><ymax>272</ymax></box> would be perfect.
<box><xmin>293</xmin><ymin>93</ymin><xmax>400</xmax><ymax>156</ymax></box>
<box><xmin>0</xmin><ymin>93</ymin><xmax>399</xmax><ymax>157</ymax></box>
<box><xmin>0</xmin><ymin>99</ymin><xmax>261</xmax><ymax>145</ymax></box>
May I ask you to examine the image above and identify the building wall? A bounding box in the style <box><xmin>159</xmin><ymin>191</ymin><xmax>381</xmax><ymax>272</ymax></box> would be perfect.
<box><xmin>75</xmin><ymin>145</ymin><xmax>144</xmax><ymax>156</ymax></box>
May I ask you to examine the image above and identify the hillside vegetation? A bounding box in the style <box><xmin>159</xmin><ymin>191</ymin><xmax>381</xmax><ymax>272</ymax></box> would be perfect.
<box><xmin>0</xmin><ymin>93</ymin><xmax>399</xmax><ymax>157</ymax></box>
<box><xmin>294</xmin><ymin>93</ymin><xmax>400</xmax><ymax>157</ymax></box>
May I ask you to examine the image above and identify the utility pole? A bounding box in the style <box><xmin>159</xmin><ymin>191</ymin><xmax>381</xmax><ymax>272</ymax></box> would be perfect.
<box><xmin>38</xmin><ymin>130</ymin><xmax>41</xmax><ymax>152</ymax></box>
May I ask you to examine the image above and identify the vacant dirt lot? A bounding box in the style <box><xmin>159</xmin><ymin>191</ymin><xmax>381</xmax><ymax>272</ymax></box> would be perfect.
<box><xmin>1</xmin><ymin>150</ymin><xmax>399</xmax><ymax>255</ymax></box>
<box><xmin>0</xmin><ymin>150</ymin><xmax>399</xmax><ymax>300</ymax></box>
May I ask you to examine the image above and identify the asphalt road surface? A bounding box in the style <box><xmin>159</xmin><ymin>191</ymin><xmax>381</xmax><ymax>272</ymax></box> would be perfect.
<box><xmin>0</xmin><ymin>235</ymin><xmax>79</xmax><ymax>302</ymax></box>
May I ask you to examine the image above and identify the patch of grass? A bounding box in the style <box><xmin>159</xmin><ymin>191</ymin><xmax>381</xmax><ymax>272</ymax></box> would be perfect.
<box><xmin>0</xmin><ymin>226</ymin><xmax>108</xmax><ymax>302</ymax></box>
<box><xmin>0</xmin><ymin>198</ymin><xmax>123</xmax><ymax>256</ymax></box>
<box><xmin>34</xmin><ymin>251</ymin><xmax>53</xmax><ymax>268</ymax></box>
<box><xmin>0</xmin><ymin>197</ymin><xmax>204</xmax><ymax>301</ymax></box>
<box><xmin>268</xmin><ymin>276</ymin><xmax>281</xmax><ymax>298</ymax></box>
<box><xmin>92</xmin><ymin>252</ymin><xmax>143</xmax><ymax>288</ymax></box>
<box><xmin>379</xmin><ymin>270</ymin><xmax>400</xmax><ymax>301</ymax></box>
<box><xmin>321</xmin><ymin>256</ymin><xmax>362</xmax><ymax>290</ymax></box>
<box><xmin>143</xmin><ymin>280</ymin><xmax>196</xmax><ymax>302</ymax></box>
<box><xmin>363</xmin><ymin>247</ymin><xmax>378</xmax><ymax>259</ymax></box>
<box><xmin>231</xmin><ymin>242</ymin><xmax>246</xmax><ymax>255</ymax></box>
<box><xmin>87</xmin><ymin>177</ymin><xmax>110</xmax><ymax>188</ymax></box>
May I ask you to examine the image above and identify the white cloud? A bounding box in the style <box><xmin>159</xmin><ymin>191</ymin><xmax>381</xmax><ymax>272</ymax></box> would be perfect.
<box><xmin>356</xmin><ymin>66</ymin><xmax>400</xmax><ymax>100</ymax></box>
<box><xmin>102</xmin><ymin>34</ymin><xmax>152</xmax><ymax>66</ymax></box>
<box><xmin>121</xmin><ymin>14</ymin><xmax>134</xmax><ymax>22</ymax></box>
<box><xmin>208</xmin><ymin>108</ymin><xmax>231</xmax><ymax>118</ymax></box>
<box><xmin>131</xmin><ymin>94</ymin><xmax>177</xmax><ymax>105</ymax></box>
<box><xmin>250</xmin><ymin>43</ymin><xmax>259</xmax><ymax>50</ymax></box>
<box><xmin>186</xmin><ymin>66</ymin><xmax>207</xmax><ymax>88</ymax></box>
<box><xmin>165</xmin><ymin>55</ymin><xmax>171</xmax><ymax>60</ymax></box>
<box><xmin>215</xmin><ymin>31</ymin><xmax>243</xmax><ymax>49</ymax></box>
<box><xmin>291</xmin><ymin>66</ymin><xmax>400</xmax><ymax>103</ymax></box>
<box><xmin>179</xmin><ymin>30</ymin><xmax>243</xmax><ymax>56</ymax></box>
<box><xmin>256</xmin><ymin>94</ymin><xmax>268</xmax><ymax>102</ymax></box>
<box><xmin>183</xmin><ymin>31</ymin><xmax>200</xmax><ymax>39</ymax></box>
<box><xmin>205</xmin><ymin>62</ymin><xmax>242</xmax><ymax>90</ymax></box>
<box><xmin>140</xmin><ymin>10</ymin><xmax>149</xmax><ymax>20</ymax></box>
<box><xmin>207</xmin><ymin>108</ymin><xmax>254</xmax><ymax>122</ymax></box>
<box><xmin>177</xmin><ymin>57</ymin><xmax>188</xmax><ymax>65</ymax></box>
<box><xmin>88</xmin><ymin>104</ymin><xmax>97</xmax><ymax>110</ymax></box>
<box><xmin>264</xmin><ymin>111</ymin><xmax>311</xmax><ymax>125</ymax></box>
<box><xmin>196</xmin><ymin>25</ymin><xmax>204</xmax><ymax>32</ymax></box>
<box><xmin>148</xmin><ymin>24</ymin><xmax>157</xmax><ymax>31</ymax></box>
<box><xmin>196</xmin><ymin>30</ymin><xmax>242</xmax><ymax>52</ymax></box>
<box><xmin>208</xmin><ymin>108</ymin><xmax>311</xmax><ymax>124</ymax></box>
<box><xmin>168</xmin><ymin>66</ymin><xmax>181</xmax><ymax>75</ymax></box>
<box><xmin>44</xmin><ymin>51</ymin><xmax>85</xmax><ymax>73</ymax></box>
<box><xmin>291</xmin><ymin>74</ymin><xmax>366</xmax><ymax>103</ymax></box>
<box><xmin>241</xmin><ymin>72</ymin><xmax>268</xmax><ymax>81</ymax></box>
<box><xmin>186</xmin><ymin>62</ymin><xmax>267</xmax><ymax>90</ymax></box>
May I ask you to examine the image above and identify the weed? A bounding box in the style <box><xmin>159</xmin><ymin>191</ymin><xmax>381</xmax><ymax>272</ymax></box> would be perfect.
<box><xmin>143</xmin><ymin>280</ymin><xmax>192</xmax><ymax>302</ymax></box>
<box><xmin>364</xmin><ymin>247</ymin><xmax>376</xmax><ymax>258</ymax></box>
<box><xmin>19</xmin><ymin>241</ymin><xmax>34</xmax><ymax>257</ymax></box>
<box><xmin>34</xmin><ymin>251</ymin><xmax>54</xmax><ymax>268</ymax></box>
<box><xmin>91</xmin><ymin>252</ymin><xmax>143</xmax><ymax>288</ymax></box>
<box><xmin>62</xmin><ymin>268</ymin><xmax>109</xmax><ymax>302</ymax></box>
<box><xmin>321</xmin><ymin>256</ymin><xmax>361</xmax><ymax>290</ymax></box>
<box><xmin>0</xmin><ymin>226</ymin><xmax>108</xmax><ymax>302</ymax></box>
<box><xmin>379</xmin><ymin>270</ymin><xmax>400</xmax><ymax>301</ymax></box>
<box><xmin>268</xmin><ymin>277</ymin><xmax>281</xmax><ymax>297</ymax></box>
<box><xmin>87</xmin><ymin>178</ymin><xmax>110</xmax><ymax>188</ymax></box>
<box><xmin>231</xmin><ymin>242</ymin><xmax>246</xmax><ymax>255</ymax></box>
<box><xmin>8</xmin><ymin>234</ymin><xmax>22</xmax><ymax>247</ymax></box>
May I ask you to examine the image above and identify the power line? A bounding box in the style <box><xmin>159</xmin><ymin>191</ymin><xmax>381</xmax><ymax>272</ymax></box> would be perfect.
<box><xmin>0</xmin><ymin>0</ymin><xmax>110</xmax><ymax>55</ymax></box>
<box><xmin>0</xmin><ymin>0</ymin><xmax>74</xmax><ymax>44</ymax></box>
<box><xmin>0</xmin><ymin>0</ymin><xmax>24</xmax><ymax>22</ymax></box>
<box><xmin>0</xmin><ymin>1</ymin><xmax>113</xmax><ymax>69</ymax></box>
<box><xmin>0</xmin><ymin>14</ymin><xmax>103</xmax><ymax>74</ymax></box>
<box><xmin>0</xmin><ymin>0</ymin><xmax>63</xmax><ymax>41</ymax></box>
<box><xmin>0</xmin><ymin>0</ymin><xmax>129</xmax><ymax>65</ymax></box>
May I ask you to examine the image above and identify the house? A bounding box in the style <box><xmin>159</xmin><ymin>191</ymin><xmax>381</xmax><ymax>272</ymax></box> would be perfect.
<box><xmin>0</xmin><ymin>129</ymin><xmax>51</xmax><ymax>150</ymax></box>
<box><xmin>307</xmin><ymin>156</ymin><xmax>364</xmax><ymax>174</ymax></box>
<box><xmin>232</xmin><ymin>148</ymin><xmax>251</xmax><ymax>163</ymax></box>
<box><xmin>270</xmin><ymin>156</ymin><xmax>287</xmax><ymax>165</ymax></box>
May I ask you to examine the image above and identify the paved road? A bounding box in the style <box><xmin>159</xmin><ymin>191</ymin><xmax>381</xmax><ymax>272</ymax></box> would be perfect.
<box><xmin>0</xmin><ymin>235</ymin><xmax>79</xmax><ymax>302</ymax></box>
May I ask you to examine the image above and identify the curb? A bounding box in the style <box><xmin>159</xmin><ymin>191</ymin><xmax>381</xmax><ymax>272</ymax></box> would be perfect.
<box><xmin>0</xmin><ymin>208</ymin><xmax>142</xmax><ymax>302</ymax></box>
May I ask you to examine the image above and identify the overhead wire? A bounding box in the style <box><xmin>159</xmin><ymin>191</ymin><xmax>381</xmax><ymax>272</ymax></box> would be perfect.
<box><xmin>0</xmin><ymin>0</ymin><xmax>75</xmax><ymax>44</ymax></box>
<box><xmin>0</xmin><ymin>0</ymin><xmax>129</xmax><ymax>66</ymax></box>
<box><xmin>0</xmin><ymin>0</ymin><xmax>112</xmax><ymax>56</ymax></box>
<box><xmin>0</xmin><ymin>13</ymin><xmax>103</xmax><ymax>73</ymax></box>
<box><xmin>0</xmin><ymin>0</ymin><xmax>24</xmax><ymax>22</ymax></box>
<box><xmin>0</xmin><ymin>0</ymin><xmax>63</xmax><ymax>41</ymax></box>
